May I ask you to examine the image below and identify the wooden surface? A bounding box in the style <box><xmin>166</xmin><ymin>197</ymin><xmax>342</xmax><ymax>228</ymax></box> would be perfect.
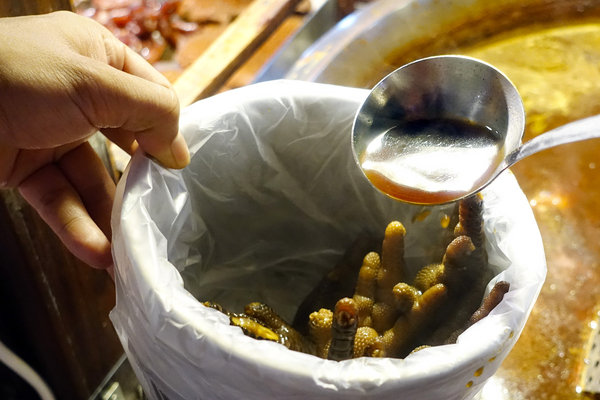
<box><xmin>173</xmin><ymin>0</ymin><xmax>303</xmax><ymax>106</ymax></box>
<box><xmin>222</xmin><ymin>13</ymin><xmax>306</xmax><ymax>90</ymax></box>
<box><xmin>0</xmin><ymin>190</ymin><xmax>123</xmax><ymax>400</ymax></box>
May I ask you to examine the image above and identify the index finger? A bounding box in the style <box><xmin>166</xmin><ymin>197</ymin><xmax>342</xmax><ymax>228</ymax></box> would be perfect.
<box><xmin>85</xmin><ymin>28</ymin><xmax>190</xmax><ymax>169</ymax></box>
<box><xmin>73</xmin><ymin>57</ymin><xmax>190</xmax><ymax>169</ymax></box>
<box><xmin>104</xmin><ymin>32</ymin><xmax>191</xmax><ymax>169</ymax></box>
<box><xmin>101</xmin><ymin>28</ymin><xmax>172</xmax><ymax>89</ymax></box>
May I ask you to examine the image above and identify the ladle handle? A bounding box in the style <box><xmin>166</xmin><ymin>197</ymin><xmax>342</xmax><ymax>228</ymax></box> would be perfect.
<box><xmin>503</xmin><ymin>114</ymin><xmax>600</xmax><ymax>169</ymax></box>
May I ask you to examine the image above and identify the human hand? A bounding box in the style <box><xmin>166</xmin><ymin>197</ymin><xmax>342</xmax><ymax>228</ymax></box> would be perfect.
<box><xmin>0</xmin><ymin>11</ymin><xmax>190</xmax><ymax>270</ymax></box>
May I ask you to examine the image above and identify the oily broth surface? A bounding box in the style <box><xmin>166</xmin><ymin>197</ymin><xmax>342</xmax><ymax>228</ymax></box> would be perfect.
<box><xmin>458</xmin><ymin>23</ymin><xmax>600</xmax><ymax>399</ymax></box>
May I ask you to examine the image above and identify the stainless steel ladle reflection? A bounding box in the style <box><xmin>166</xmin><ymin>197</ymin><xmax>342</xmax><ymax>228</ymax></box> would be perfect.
<box><xmin>352</xmin><ymin>54</ymin><xmax>600</xmax><ymax>205</ymax></box>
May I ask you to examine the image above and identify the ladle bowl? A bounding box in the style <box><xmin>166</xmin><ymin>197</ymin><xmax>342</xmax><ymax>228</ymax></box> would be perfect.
<box><xmin>352</xmin><ymin>54</ymin><xmax>600</xmax><ymax>204</ymax></box>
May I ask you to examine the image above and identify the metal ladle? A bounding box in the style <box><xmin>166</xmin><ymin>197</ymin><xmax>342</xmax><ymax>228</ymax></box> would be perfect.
<box><xmin>352</xmin><ymin>54</ymin><xmax>600</xmax><ymax>205</ymax></box>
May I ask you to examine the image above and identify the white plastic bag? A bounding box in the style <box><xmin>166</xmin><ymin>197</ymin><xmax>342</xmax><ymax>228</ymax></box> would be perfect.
<box><xmin>111</xmin><ymin>80</ymin><xmax>546</xmax><ymax>400</ymax></box>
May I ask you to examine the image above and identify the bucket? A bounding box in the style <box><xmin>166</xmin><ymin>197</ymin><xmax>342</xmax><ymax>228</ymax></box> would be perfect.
<box><xmin>111</xmin><ymin>80</ymin><xmax>546</xmax><ymax>400</ymax></box>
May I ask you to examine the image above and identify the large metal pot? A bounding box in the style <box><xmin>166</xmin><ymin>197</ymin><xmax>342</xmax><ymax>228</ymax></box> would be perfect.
<box><xmin>287</xmin><ymin>1</ymin><xmax>600</xmax><ymax>398</ymax></box>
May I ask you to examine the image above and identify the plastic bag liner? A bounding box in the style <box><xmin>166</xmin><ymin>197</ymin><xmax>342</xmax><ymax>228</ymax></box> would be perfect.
<box><xmin>110</xmin><ymin>80</ymin><xmax>546</xmax><ymax>400</ymax></box>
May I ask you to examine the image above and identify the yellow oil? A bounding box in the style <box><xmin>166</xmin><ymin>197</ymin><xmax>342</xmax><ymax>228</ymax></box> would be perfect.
<box><xmin>462</xmin><ymin>23</ymin><xmax>600</xmax><ymax>137</ymax></box>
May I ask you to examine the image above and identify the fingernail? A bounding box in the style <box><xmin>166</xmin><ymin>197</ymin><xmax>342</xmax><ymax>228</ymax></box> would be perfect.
<box><xmin>170</xmin><ymin>133</ymin><xmax>190</xmax><ymax>169</ymax></box>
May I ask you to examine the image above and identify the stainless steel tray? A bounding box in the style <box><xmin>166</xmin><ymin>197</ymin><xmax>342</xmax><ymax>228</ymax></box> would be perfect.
<box><xmin>282</xmin><ymin>1</ymin><xmax>600</xmax><ymax>398</ymax></box>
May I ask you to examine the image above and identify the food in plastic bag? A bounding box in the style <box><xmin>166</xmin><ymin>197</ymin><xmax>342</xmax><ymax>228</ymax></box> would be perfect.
<box><xmin>208</xmin><ymin>193</ymin><xmax>504</xmax><ymax>361</ymax></box>
<box><xmin>111</xmin><ymin>80</ymin><xmax>546</xmax><ymax>400</ymax></box>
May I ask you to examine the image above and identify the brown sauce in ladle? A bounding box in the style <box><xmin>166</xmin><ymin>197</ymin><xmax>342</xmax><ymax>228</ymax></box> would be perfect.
<box><xmin>360</xmin><ymin>118</ymin><xmax>505</xmax><ymax>204</ymax></box>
